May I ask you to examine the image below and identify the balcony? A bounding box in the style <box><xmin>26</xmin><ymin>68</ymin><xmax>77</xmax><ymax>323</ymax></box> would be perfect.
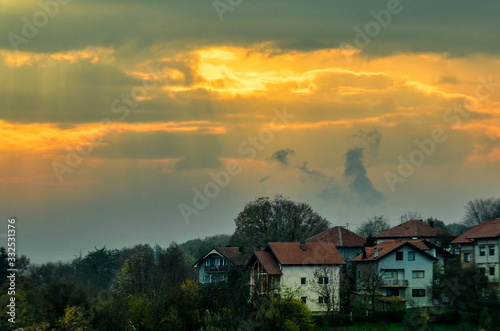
<box><xmin>204</xmin><ymin>265</ymin><xmax>229</xmax><ymax>273</ymax></box>
<box><xmin>382</xmin><ymin>279</ymin><xmax>409</xmax><ymax>287</ymax></box>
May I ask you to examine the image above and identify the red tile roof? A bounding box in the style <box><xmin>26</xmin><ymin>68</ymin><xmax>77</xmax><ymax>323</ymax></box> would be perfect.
<box><xmin>307</xmin><ymin>226</ymin><xmax>367</xmax><ymax>247</ymax></box>
<box><xmin>254</xmin><ymin>251</ymin><xmax>282</xmax><ymax>275</ymax></box>
<box><xmin>375</xmin><ymin>220</ymin><xmax>452</xmax><ymax>239</ymax></box>
<box><xmin>351</xmin><ymin>240</ymin><xmax>437</xmax><ymax>262</ymax></box>
<box><xmin>267</xmin><ymin>242</ymin><xmax>346</xmax><ymax>265</ymax></box>
<box><xmin>451</xmin><ymin>218</ymin><xmax>500</xmax><ymax>244</ymax></box>
<box><xmin>215</xmin><ymin>247</ymin><xmax>244</xmax><ymax>265</ymax></box>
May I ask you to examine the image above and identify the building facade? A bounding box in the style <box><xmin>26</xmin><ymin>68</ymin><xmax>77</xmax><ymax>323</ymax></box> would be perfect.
<box><xmin>248</xmin><ymin>242</ymin><xmax>346</xmax><ymax>313</ymax></box>
<box><xmin>351</xmin><ymin>241</ymin><xmax>437</xmax><ymax>308</ymax></box>
<box><xmin>192</xmin><ymin>247</ymin><xmax>242</xmax><ymax>284</ymax></box>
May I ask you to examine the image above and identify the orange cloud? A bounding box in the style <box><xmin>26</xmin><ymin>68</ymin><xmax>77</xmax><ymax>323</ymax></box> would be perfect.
<box><xmin>0</xmin><ymin>47</ymin><xmax>114</xmax><ymax>67</ymax></box>
<box><xmin>0</xmin><ymin>120</ymin><xmax>226</xmax><ymax>153</ymax></box>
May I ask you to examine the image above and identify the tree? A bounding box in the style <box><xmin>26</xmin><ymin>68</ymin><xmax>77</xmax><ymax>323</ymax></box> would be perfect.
<box><xmin>463</xmin><ymin>197</ymin><xmax>500</xmax><ymax>227</ymax></box>
<box><xmin>425</xmin><ymin>217</ymin><xmax>446</xmax><ymax>231</ymax></box>
<box><xmin>355</xmin><ymin>216</ymin><xmax>390</xmax><ymax>246</ymax></box>
<box><xmin>311</xmin><ymin>265</ymin><xmax>340</xmax><ymax>317</ymax></box>
<box><xmin>112</xmin><ymin>251</ymin><xmax>156</xmax><ymax>297</ymax></box>
<box><xmin>356</xmin><ymin>265</ymin><xmax>385</xmax><ymax>312</ymax></box>
<box><xmin>75</xmin><ymin>247</ymin><xmax>119</xmax><ymax>288</ymax></box>
<box><xmin>229</xmin><ymin>195</ymin><xmax>330</xmax><ymax>253</ymax></box>
<box><xmin>255</xmin><ymin>290</ymin><xmax>315</xmax><ymax>331</ymax></box>
<box><xmin>159</xmin><ymin>242</ymin><xmax>194</xmax><ymax>286</ymax></box>
<box><xmin>400</xmin><ymin>211</ymin><xmax>422</xmax><ymax>223</ymax></box>
<box><xmin>445</xmin><ymin>222</ymin><xmax>469</xmax><ymax>236</ymax></box>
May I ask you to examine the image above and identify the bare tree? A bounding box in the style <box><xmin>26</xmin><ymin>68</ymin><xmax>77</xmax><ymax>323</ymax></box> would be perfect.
<box><xmin>310</xmin><ymin>265</ymin><xmax>339</xmax><ymax>317</ymax></box>
<box><xmin>463</xmin><ymin>197</ymin><xmax>500</xmax><ymax>227</ymax></box>
<box><xmin>400</xmin><ymin>211</ymin><xmax>422</xmax><ymax>223</ymax></box>
<box><xmin>356</xmin><ymin>265</ymin><xmax>384</xmax><ymax>312</ymax></box>
<box><xmin>355</xmin><ymin>216</ymin><xmax>390</xmax><ymax>246</ymax></box>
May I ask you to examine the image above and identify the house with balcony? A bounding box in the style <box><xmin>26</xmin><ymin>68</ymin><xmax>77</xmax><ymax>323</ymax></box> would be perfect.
<box><xmin>248</xmin><ymin>242</ymin><xmax>346</xmax><ymax>313</ymax></box>
<box><xmin>374</xmin><ymin>219</ymin><xmax>453</xmax><ymax>246</ymax></box>
<box><xmin>192</xmin><ymin>247</ymin><xmax>243</xmax><ymax>284</ymax></box>
<box><xmin>450</xmin><ymin>218</ymin><xmax>500</xmax><ymax>287</ymax></box>
<box><xmin>307</xmin><ymin>226</ymin><xmax>366</xmax><ymax>262</ymax></box>
<box><xmin>351</xmin><ymin>240</ymin><xmax>437</xmax><ymax>308</ymax></box>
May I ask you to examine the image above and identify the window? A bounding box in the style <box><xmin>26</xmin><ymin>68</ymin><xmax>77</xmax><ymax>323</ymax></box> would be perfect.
<box><xmin>480</xmin><ymin>268</ymin><xmax>485</xmax><ymax>275</ymax></box>
<box><xmin>301</xmin><ymin>297</ymin><xmax>307</xmax><ymax>304</ymax></box>
<box><xmin>319</xmin><ymin>277</ymin><xmax>329</xmax><ymax>285</ymax></box>
<box><xmin>384</xmin><ymin>270</ymin><xmax>395</xmax><ymax>279</ymax></box>
<box><xmin>490</xmin><ymin>246</ymin><xmax>495</xmax><ymax>256</ymax></box>
<box><xmin>318</xmin><ymin>296</ymin><xmax>329</xmax><ymax>304</ymax></box>
<box><xmin>412</xmin><ymin>270</ymin><xmax>425</xmax><ymax>278</ymax></box>
<box><xmin>205</xmin><ymin>260</ymin><xmax>210</xmax><ymax>266</ymax></box>
<box><xmin>204</xmin><ymin>275</ymin><xmax>213</xmax><ymax>283</ymax></box>
<box><xmin>396</xmin><ymin>252</ymin><xmax>404</xmax><ymax>261</ymax></box>
<box><xmin>301</xmin><ymin>277</ymin><xmax>307</xmax><ymax>285</ymax></box>
<box><xmin>386</xmin><ymin>288</ymin><xmax>399</xmax><ymax>297</ymax></box>
<box><xmin>412</xmin><ymin>289</ymin><xmax>426</xmax><ymax>297</ymax></box>
<box><xmin>464</xmin><ymin>253</ymin><xmax>471</xmax><ymax>262</ymax></box>
<box><xmin>490</xmin><ymin>267</ymin><xmax>495</xmax><ymax>276</ymax></box>
<box><xmin>480</xmin><ymin>246</ymin><xmax>486</xmax><ymax>256</ymax></box>
<box><xmin>408</xmin><ymin>251</ymin><xmax>415</xmax><ymax>261</ymax></box>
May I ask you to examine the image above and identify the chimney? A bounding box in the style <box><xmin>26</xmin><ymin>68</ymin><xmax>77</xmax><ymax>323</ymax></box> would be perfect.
<box><xmin>374</xmin><ymin>247</ymin><xmax>378</xmax><ymax>258</ymax></box>
<box><xmin>300</xmin><ymin>242</ymin><xmax>306</xmax><ymax>251</ymax></box>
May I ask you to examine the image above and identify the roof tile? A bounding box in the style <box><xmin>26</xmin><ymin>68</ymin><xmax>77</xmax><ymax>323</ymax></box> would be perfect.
<box><xmin>268</xmin><ymin>242</ymin><xmax>346</xmax><ymax>265</ymax></box>
<box><xmin>375</xmin><ymin>220</ymin><xmax>452</xmax><ymax>239</ymax></box>
<box><xmin>307</xmin><ymin>226</ymin><xmax>366</xmax><ymax>247</ymax></box>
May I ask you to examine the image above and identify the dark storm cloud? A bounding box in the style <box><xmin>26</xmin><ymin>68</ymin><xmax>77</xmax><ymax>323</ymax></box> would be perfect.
<box><xmin>1</xmin><ymin>1</ymin><xmax>499</xmax><ymax>56</ymax></box>
<box><xmin>271</xmin><ymin>148</ymin><xmax>295</xmax><ymax>167</ymax></box>
<box><xmin>344</xmin><ymin>148</ymin><xmax>383</xmax><ymax>204</ymax></box>
<box><xmin>352</xmin><ymin>128</ymin><xmax>382</xmax><ymax>153</ymax></box>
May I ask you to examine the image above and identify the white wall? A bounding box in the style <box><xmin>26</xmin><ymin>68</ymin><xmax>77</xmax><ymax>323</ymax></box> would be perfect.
<box><xmin>280</xmin><ymin>265</ymin><xmax>341</xmax><ymax>313</ymax></box>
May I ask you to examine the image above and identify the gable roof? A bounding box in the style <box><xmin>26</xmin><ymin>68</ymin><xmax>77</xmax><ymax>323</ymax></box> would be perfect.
<box><xmin>451</xmin><ymin>218</ymin><xmax>500</xmax><ymax>244</ymax></box>
<box><xmin>192</xmin><ymin>246</ymin><xmax>243</xmax><ymax>268</ymax></box>
<box><xmin>267</xmin><ymin>242</ymin><xmax>346</xmax><ymax>265</ymax></box>
<box><xmin>405</xmin><ymin>239</ymin><xmax>455</xmax><ymax>258</ymax></box>
<box><xmin>351</xmin><ymin>240</ymin><xmax>437</xmax><ymax>262</ymax></box>
<box><xmin>253</xmin><ymin>251</ymin><xmax>282</xmax><ymax>275</ymax></box>
<box><xmin>307</xmin><ymin>226</ymin><xmax>366</xmax><ymax>247</ymax></box>
<box><xmin>375</xmin><ymin>219</ymin><xmax>452</xmax><ymax>239</ymax></box>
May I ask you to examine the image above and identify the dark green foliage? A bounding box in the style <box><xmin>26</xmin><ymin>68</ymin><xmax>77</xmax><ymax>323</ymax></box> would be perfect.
<box><xmin>255</xmin><ymin>292</ymin><xmax>315</xmax><ymax>331</ymax></box>
<box><xmin>75</xmin><ymin>246</ymin><xmax>119</xmax><ymax>288</ymax></box>
<box><xmin>179</xmin><ymin>234</ymin><xmax>231</xmax><ymax>260</ymax></box>
<box><xmin>230</xmin><ymin>195</ymin><xmax>330</xmax><ymax>253</ymax></box>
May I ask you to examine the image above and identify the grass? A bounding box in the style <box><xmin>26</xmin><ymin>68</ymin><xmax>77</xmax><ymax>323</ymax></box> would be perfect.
<box><xmin>319</xmin><ymin>323</ymin><xmax>477</xmax><ymax>331</ymax></box>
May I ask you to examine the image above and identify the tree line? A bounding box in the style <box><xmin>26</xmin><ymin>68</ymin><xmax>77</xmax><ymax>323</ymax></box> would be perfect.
<box><xmin>1</xmin><ymin>195</ymin><xmax>500</xmax><ymax>330</ymax></box>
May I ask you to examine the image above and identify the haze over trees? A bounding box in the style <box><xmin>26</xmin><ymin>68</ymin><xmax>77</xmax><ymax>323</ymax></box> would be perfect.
<box><xmin>463</xmin><ymin>197</ymin><xmax>500</xmax><ymax>227</ymax></box>
<box><xmin>229</xmin><ymin>195</ymin><xmax>330</xmax><ymax>253</ymax></box>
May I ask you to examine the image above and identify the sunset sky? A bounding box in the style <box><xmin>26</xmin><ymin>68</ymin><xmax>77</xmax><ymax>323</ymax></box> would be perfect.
<box><xmin>1</xmin><ymin>0</ymin><xmax>500</xmax><ymax>262</ymax></box>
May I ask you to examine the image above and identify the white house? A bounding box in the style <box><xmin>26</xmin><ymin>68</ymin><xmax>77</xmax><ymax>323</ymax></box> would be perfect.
<box><xmin>451</xmin><ymin>218</ymin><xmax>500</xmax><ymax>287</ymax></box>
<box><xmin>351</xmin><ymin>240</ymin><xmax>438</xmax><ymax>308</ymax></box>
<box><xmin>192</xmin><ymin>247</ymin><xmax>243</xmax><ymax>284</ymax></box>
<box><xmin>248</xmin><ymin>242</ymin><xmax>346</xmax><ymax>313</ymax></box>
